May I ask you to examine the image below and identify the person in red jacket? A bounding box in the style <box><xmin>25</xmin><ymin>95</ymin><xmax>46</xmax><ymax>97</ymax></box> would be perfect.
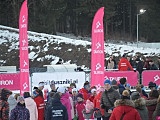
<box><xmin>79</xmin><ymin>81</ymin><xmax>90</xmax><ymax>101</ymax></box>
<box><xmin>75</xmin><ymin>93</ymin><xmax>86</xmax><ymax>120</ymax></box>
<box><xmin>34</xmin><ymin>89</ymin><xmax>45</xmax><ymax>120</ymax></box>
<box><xmin>93</xmin><ymin>87</ymin><xmax>105</xmax><ymax>120</ymax></box>
<box><xmin>89</xmin><ymin>88</ymin><xmax>97</xmax><ymax>102</ymax></box>
<box><xmin>118</xmin><ymin>54</ymin><xmax>134</xmax><ymax>71</ymax></box>
<box><xmin>110</xmin><ymin>90</ymin><xmax>141</xmax><ymax>120</ymax></box>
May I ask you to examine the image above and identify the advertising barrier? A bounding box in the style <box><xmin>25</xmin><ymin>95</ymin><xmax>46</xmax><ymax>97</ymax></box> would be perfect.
<box><xmin>31</xmin><ymin>72</ymin><xmax>86</xmax><ymax>91</ymax></box>
<box><xmin>0</xmin><ymin>73</ymin><xmax>20</xmax><ymax>90</ymax></box>
<box><xmin>142</xmin><ymin>70</ymin><xmax>160</xmax><ymax>86</ymax></box>
<box><xmin>104</xmin><ymin>71</ymin><xmax>138</xmax><ymax>86</ymax></box>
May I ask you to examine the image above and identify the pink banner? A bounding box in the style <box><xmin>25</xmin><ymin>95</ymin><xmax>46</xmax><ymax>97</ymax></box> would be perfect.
<box><xmin>142</xmin><ymin>70</ymin><xmax>160</xmax><ymax>86</ymax></box>
<box><xmin>0</xmin><ymin>73</ymin><xmax>20</xmax><ymax>90</ymax></box>
<box><xmin>104</xmin><ymin>71</ymin><xmax>138</xmax><ymax>86</ymax></box>
<box><xmin>91</xmin><ymin>7</ymin><xmax>105</xmax><ymax>86</ymax></box>
<box><xmin>19</xmin><ymin>0</ymin><xmax>30</xmax><ymax>94</ymax></box>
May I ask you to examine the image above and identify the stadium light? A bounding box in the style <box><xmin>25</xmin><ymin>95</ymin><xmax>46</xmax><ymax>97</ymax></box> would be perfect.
<box><xmin>137</xmin><ymin>9</ymin><xmax>146</xmax><ymax>47</ymax></box>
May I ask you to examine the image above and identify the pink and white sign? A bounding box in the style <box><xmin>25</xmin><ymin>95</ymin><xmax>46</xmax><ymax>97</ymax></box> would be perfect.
<box><xmin>104</xmin><ymin>71</ymin><xmax>138</xmax><ymax>86</ymax></box>
<box><xmin>19</xmin><ymin>0</ymin><xmax>30</xmax><ymax>94</ymax></box>
<box><xmin>142</xmin><ymin>70</ymin><xmax>160</xmax><ymax>86</ymax></box>
<box><xmin>91</xmin><ymin>7</ymin><xmax>105</xmax><ymax>86</ymax></box>
<box><xmin>0</xmin><ymin>73</ymin><xmax>20</xmax><ymax>90</ymax></box>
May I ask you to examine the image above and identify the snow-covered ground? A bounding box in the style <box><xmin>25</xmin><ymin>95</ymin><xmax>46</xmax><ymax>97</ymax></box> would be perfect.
<box><xmin>0</xmin><ymin>25</ymin><xmax>160</xmax><ymax>65</ymax></box>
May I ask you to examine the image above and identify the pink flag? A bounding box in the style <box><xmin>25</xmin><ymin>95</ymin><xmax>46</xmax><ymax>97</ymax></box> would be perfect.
<box><xmin>19</xmin><ymin>0</ymin><xmax>29</xmax><ymax>94</ymax></box>
<box><xmin>91</xmin><ymin>7</ymin><xmax>105</xmax><ymax>86</ymax></box>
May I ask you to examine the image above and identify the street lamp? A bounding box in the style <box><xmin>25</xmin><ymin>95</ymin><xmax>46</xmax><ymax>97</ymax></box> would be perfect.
<box><xmin>137</xmin><ymin>9</ymin><xmax>146</xmax><ymax>47</ymax></box>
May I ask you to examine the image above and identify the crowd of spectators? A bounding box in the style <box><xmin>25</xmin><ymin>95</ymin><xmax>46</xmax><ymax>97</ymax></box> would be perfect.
<box><xmin>106</xmin><ymin>54</ymin><xmax>160</xmax><ymax>71</ymax></box>
<box><xmin>0</xmin><ymin>79</ymin><xmax>160</xmax><ymax>120</ymax></box>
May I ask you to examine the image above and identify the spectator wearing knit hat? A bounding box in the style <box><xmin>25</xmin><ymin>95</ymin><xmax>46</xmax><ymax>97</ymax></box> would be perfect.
<box><xmin>100</xmin><ymin>79</ymin><xmax>120</xmax><ymax>119</ymax></box>
<box><xmin>93</xmin><ymin>87</ymin><xmax>105</xmax><ymax>120</ymax></box>
<box><xmin>10</xmin><ymin>96</ymin><xmax>30</xmax><ymax>120</ymax></box>
<box><xmin>75</xmin><ymin>93</ymin><xmax>85</xmax><ymax>120</ymax></box>
<box><xmin>131</xmin><ymin>92</ymin><xmax>148</xmax><ymax>120</ymax></box>
<box><xmin>110</xmin><ymin>90</ymin><xmax>141</xmax><ymax>120</ymax></box>
<box><xmin>89</xmin><ymin>88</ymin><xmax>97</xmax><ymax>102</ymax></box>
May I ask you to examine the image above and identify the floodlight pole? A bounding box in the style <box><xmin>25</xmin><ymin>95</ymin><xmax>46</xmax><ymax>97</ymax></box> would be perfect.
<box><xmin>137</xmin><ymin>9</ymin><xmax>146</xmax><ymax>48</ymax></box>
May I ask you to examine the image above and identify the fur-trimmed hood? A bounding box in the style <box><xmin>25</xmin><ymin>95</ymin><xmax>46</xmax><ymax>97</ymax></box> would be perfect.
<box><xmin>111</xmin><ymin>99</ymin><xmax>142</xmax><ymax>120</ymax></box>
<box><xmin>115</xmin><ymin>99</ymin><xmax>135</xmax><ymax>108</ymax></box>
<box><xmin>114</xmin><ymin>99</ymin><xmax>136</xmax><ymax>114</ymax></box>
<box><xmin>133</xmin><ymin>98</ymin><xmax>146</xmax><ymax>109</ymax></box>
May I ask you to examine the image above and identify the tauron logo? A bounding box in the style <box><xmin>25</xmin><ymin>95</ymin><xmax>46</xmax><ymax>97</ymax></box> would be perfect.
<box><xmin>22</xmin><ymin>15</ymin><xmax>26</xmax><ymax>23</ymax></box>
<box><xmin>154</xmin><ymin>75</ymin><xmax>160</xmax><ymax>82</ymax></box>
<box><xmin>96</xmin><ymin>42</ymin><xmax>101</xmax><ymax>49</ymax></box>
<box><xmin>96</xmin><ymin>63</ymin><xmax>101</xmax><ymax>70</ymax></box>
<box><xmin>23</xmin><ymin>60</ymin><xmax>28</xmax><ymax>67</ymax></box>
<box><xmin>96</xmin><ymin>21</ymin><xmax>101</xmax><ymax>29</ymax></box>
<box><xmin>22</xmin><ymin>39</ymin><xmax>26</xmax><ymax>46</ymax></box>
<box><xmin>23</xmin><ymin>82</ymin><xmax>28</xmax><ymax>89</ymax></box>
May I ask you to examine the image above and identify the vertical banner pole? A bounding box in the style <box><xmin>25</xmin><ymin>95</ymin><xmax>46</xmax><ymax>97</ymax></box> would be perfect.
<box><xmin>91</xmin><ymin>7</ymin><xmax>105</xmax><ymax>86</ymax></box>
<box><xmin>19</xmin><ymin>0</ymin><xmax>30</xmax><ymax>94</ymax></box>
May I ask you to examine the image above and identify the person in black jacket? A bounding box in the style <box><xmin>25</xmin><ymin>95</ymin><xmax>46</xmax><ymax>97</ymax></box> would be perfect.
<box><xmin>46</xmin><ymin>93</ymin><xmax>68</xmax><ymax>120</ymax></box>
<box><xmin>135</xmin><ymin>58</ymin><xmax>144</xmax><ymax>83</ymax></box>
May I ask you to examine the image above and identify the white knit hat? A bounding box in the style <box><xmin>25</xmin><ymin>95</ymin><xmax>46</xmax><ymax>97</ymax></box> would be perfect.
<box><xmin>72</xmin><ymin>88</ymin><xmax>78</xmax><ymax>93</ymax></box>
<box><xmin>91</xmin><ymin>89</ymin><xmax>96</xmax><ymax>93</ymax></box>
<box><xmin>57</xmin><ymin>87</ymin><xmax>66</xmax><ymax>93</ymax></box>
<box><xmin>38</xmin><ymin>82</ymin><xmax>45</xmax><ymax>87</ymax></box>
<box><xmin>17</xmin><ymin>96</ymin><xmax>25</xmax><ymax>102</ymax></box>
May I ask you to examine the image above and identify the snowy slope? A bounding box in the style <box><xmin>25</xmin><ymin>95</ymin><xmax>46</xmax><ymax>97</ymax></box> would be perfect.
<box><xmin>0</xmin><ymin>25</ymin><xmax>160</xmax><ymax>68</ymax></box>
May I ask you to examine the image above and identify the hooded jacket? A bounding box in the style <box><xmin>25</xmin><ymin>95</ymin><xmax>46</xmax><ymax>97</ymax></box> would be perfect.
<box><xmin>134</xmin><ymin>98</ymin><xmax>148</xmax><ymax>120</ymax></box>
<box><xmin>146</xmin><ymin>98</ymin><xmax>157</xmax><ymax>120</ymax></box>
<box><xmin>46</xmin><ymin>98</ymin><xmax>68</xmax><ymax>120</ymax></box>
<box><xmin>9</xmin><ymin>102</ymin><xmax>30</xmax><ymax>120</ymax></box>
<box><xmin>7</xmin><ymin>95</ymin><xmax>17</xmax><ymax>116</ymax></box>
<box><xmin>110</xmin><ymin>99</ymin><xmax>141</xmax><ymax>120</ymax></box>
<box><xmin>60</xmin><ymin>92</ymin><xmax>72</xmax><ymax>120</ymax></box>
<box><xmin>25</xmin><ymin>97</ymin><xmax>38</xmax><ymax>120</ymax></box>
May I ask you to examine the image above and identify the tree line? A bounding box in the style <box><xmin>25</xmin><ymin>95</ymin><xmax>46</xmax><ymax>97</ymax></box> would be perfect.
<box><xmin>0</xmin><ymin>0</ymin><xmax>160</xmax><ymax>42</ymax></box>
